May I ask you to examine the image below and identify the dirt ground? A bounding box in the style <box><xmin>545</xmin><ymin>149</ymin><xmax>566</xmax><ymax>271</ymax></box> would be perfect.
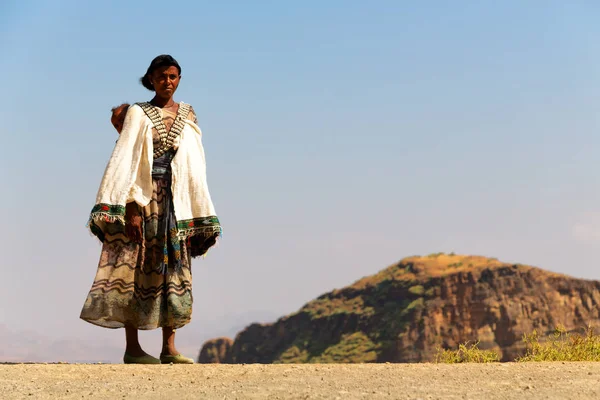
<box><xmin>1</xmin><ymin>362</ymin><xmax>598</xmax><ymax>399</ymax></box>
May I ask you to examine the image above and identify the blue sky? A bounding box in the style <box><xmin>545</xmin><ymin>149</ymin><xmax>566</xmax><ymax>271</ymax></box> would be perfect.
<box><xmin>1</xmin><ymin>1</ymin><xmax>600</xmax><ymax>361</ymax></box>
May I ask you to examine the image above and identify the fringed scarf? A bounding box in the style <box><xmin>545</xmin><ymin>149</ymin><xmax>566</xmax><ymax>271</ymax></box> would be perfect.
<box><xmin>88</xmin><ymin>102</ymin><xmax>222</xmax><ymax>263</ymax></box>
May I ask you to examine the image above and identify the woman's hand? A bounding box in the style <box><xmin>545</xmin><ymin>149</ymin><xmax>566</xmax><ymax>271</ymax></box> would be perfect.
<box><xmin>111</xmin><ymin>103</ymin><xmax>130</xmax><ymax>134</ymax></box>
<box><xmin>125</xmin><ymin>203</ymin><xmax>143</xmax><ymax>244</ymax></box>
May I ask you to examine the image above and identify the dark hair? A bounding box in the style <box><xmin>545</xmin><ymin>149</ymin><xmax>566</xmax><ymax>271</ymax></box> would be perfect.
<box><xmin>140</xmin><ymin>54</ymin><xmax>182</xmax><ymax>91</ymax></box>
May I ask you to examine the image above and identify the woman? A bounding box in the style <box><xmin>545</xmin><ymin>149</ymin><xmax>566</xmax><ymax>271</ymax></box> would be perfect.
<box><xmin>81</xmin><ymin>55</ymin><xmax>222</xmax><ymax>364</ymax></box>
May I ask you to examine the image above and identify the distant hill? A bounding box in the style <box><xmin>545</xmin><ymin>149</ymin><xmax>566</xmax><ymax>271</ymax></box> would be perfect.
<box><xmin>0</xmin><ymin>325</ymin><xmax>122</xmax><ymax>363</ymax></box>
<box><xmin>198</xmin><ymin>253</ymin><xmax>600</xmax><ymax>363</ymax></box>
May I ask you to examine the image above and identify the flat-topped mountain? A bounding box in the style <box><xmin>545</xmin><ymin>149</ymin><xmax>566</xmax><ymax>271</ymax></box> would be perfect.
<box><xmin>199</xmin><ymin>254</ymin><xmax>600</xmax><ymax>363</ymax></box>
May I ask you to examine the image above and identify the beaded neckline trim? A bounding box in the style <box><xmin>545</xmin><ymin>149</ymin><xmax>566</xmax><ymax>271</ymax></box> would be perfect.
<box><xmin>137</xmin><ymin>102</ymin><xmax>191</xmax><ymax>159</ymax></box>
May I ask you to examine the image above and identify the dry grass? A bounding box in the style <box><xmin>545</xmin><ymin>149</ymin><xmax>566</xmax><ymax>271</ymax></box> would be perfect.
<box><xmin>517</xmin><ymin>325</ymin><xmax>600</xmax><ymax>362</ymax></box>
<box><xmin>436</xmin><ymin>326</ymin><xmax>600</xmax><ymax>363</ymax></box>
<box><xmin>434</xmin><ymin>342</ymin><xmax>500</xmax><ymax>363</ymax></box>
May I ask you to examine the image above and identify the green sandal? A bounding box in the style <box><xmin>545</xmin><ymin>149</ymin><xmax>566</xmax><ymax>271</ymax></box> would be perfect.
<box><xmin>160</xmin><ymin>354</ymin><xmax>194</xmax><ymax>364</ymax></box>
<box><xmin>123</xmin><ymin>353</ymin><xmax>161</xmax><ymax>364</ymax></box>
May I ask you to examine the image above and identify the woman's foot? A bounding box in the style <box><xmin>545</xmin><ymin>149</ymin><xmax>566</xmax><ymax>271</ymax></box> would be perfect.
<box><xmin>124</xmin><ymin>326</ymin><xmax>159</xmax><ymax>363</ymax></box>
<box><xmin>159</xmin><ymin>353</ymin><xmax>194</xmax><ymax>364</ymax></box>
<box><xmin>123</xmin><ymin>352</ymin><xmax>161</xmax><ymax>364</ymax></box>
<box><xmin>125</xmin><ymin>346</ymin><xmax>150</xmax><ymax>358</ymax></box>
<box><xmin>160</xmin><ymin>344</ymin><xmax>182</xmax><ymax>357</ymax></box>
<box><xmin>159</xmin><ymin>327</ymin><xmax>193</xmax><ymax>363</ymax></box>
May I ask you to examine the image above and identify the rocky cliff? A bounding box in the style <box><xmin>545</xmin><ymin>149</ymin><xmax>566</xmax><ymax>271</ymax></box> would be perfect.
<box><xmin>198</xmin><ymin>254</ymin><xmax>600</xmax><ymax>363</ymax></box>
<box><xmin>198</xmin><ymin>337</ymin><xmax>233</xmax><ymax>364</ymax></box>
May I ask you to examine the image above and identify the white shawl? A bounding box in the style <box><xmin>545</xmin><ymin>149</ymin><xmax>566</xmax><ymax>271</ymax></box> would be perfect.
<box><xmin>88</xmin><ymin>102</ymin><xmax>221</xmax><ymax>241</ymax></box>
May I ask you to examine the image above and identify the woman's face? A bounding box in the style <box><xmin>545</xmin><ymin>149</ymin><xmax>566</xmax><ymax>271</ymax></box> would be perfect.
<box><xmin>150</xmin><ymin>66</ymin><xmax>180</xmax><ymax>99</ymax></box>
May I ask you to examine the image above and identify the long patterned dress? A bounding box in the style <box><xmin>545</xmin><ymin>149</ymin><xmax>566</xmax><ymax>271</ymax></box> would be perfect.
<box><xmin>80</xmin><ymin>105</ymin><xmax>208</xmax><ymax>330</ymax></box>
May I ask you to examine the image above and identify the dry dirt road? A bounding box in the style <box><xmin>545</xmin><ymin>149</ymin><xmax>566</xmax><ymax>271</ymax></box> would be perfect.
<box><xmin>1</xmin><ymin>362</ymin><xmax>598</xmax><ymax>399</ymax></box>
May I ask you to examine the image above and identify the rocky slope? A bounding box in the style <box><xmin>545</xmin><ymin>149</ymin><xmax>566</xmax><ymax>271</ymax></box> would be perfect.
<box><xmin>198</xmin><ymin>254</ymin><xmax>600</xmax><ymax>363</ymax></box>
<box><xmin>198</xmin><ymin>337</ymin><xmax>233</xmax><ymax>364</ymax></box>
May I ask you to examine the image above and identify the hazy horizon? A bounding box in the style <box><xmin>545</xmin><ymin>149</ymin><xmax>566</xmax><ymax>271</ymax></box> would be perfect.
<box><xmin>2</xmin><ymin>1</ymin><xmax>600</xmax><ymax>362</ymax></box>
